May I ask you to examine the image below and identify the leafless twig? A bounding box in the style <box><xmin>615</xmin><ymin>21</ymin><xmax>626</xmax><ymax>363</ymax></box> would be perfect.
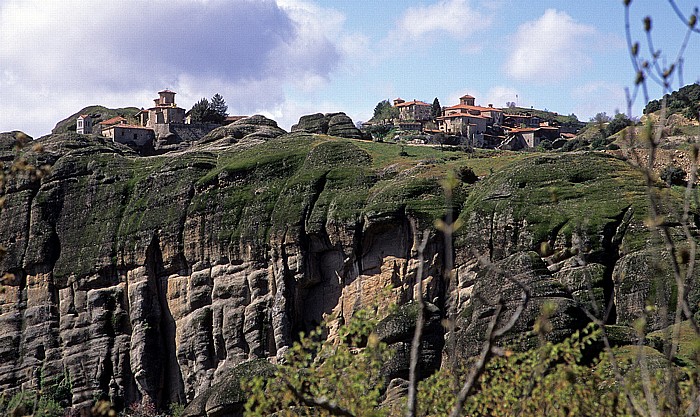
<box><xmin>448</xmin><ymin>279</ymin><xmax>529</xmax><ymax>417</ymax></box>
<box><xmin>405</xmin><ymin>229</ymin><xmax>431</xmax><ymax>417</ymax></box>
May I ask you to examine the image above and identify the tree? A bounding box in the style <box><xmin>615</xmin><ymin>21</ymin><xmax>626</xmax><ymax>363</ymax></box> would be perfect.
<box><xmin>188</xmin><ymin>94</ymin><xmax>228</xmax><ymax>124</ymax></box>
<box><xmin>431</xmin><ymin>97</ymin><xmax>442</xmax><ymax>119</ymax></box>
<box><xmin>373</xmin><ymin>100</ymin><xmax>391</xmax><ymax>119</ymax></box>
<box><xmin>591</xmin><ymin>112</ymin><xmax>612</xmax><ymax>124</ymax></box>
<box><xmin>188</xmin><ymin>98</ymin><xmax>212</xmax><ymax>124</ymax></box>
<box><xmin>210</xmin><ymin>93</ymin><xmax>228</xmax><ymax>123</ymax></box>
<box><xmin>603</xmin><ymin>112</ymin><xmax>631</xmax><ymax>137</ymax></box>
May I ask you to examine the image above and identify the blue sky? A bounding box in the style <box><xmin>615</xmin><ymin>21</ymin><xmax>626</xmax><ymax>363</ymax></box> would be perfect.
<box><xmin>1</xmin><ymin>0</ymin><xmax>699</xmax><ymax>138</ymax></box>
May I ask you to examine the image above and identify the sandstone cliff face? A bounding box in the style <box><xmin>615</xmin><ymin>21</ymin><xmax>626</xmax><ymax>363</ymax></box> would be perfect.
<box><xmin>0</xmin><ymin>126</ymin><xmax>693</xmax><ymax>414</ymax></box>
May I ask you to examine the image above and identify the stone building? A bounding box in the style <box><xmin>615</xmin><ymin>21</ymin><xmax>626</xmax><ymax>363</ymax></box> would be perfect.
<box><xmin>395</xmin><ymin>99</ymin><xmax>431</xmax><ymax>121</ymax></box>
<box><xmin>137</xmin><ymin>90</ymin><xmax>186</xmax><ymax>128</ymax></box>
<box><xmin>102</xmin><ymin>124</ymin><xmax>155</xmax><ymax>147</ymax></box>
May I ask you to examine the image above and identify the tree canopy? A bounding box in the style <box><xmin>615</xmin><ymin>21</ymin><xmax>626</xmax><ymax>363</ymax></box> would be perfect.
<box><xmin>644</xmin><ymin>83</ymin><xmax>700</xmax><ymax>120</ymax></box>
<box><xmin>431</xmin><ymin>97</ymin><xmax>442</xmax><ymax>119</ymax></box>
<box><xmin>371</xmin><ymin>100</ymin><xmax>398</xmax><ymax>123</ymax></box>
<box><xmin>188</xmin><ymin>94</ymin><xmax>228</xmax><ymax>124</ymax></box>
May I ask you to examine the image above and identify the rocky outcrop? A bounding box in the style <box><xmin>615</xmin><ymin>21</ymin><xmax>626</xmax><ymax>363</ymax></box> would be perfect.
<box><xmin>291</xmin><ymin>112</ymin><xmax>364</xmax><ymax>139</ymax></box>
<box><xmin>0</xmin><ymin>130</ymin><xmax>693</xmax><ymax>414</ymax></box>
<box><xmin>455</xmin><ymin>251</ymin><xmax>587</xmax><ymax>358</ymax></box>
<box><xmin>376</xmin><ymin>302</ymin><xmax>444</xmax><ymax>382</ymax></box>
<box><xmin>201</xmin><ymin>115</ymin><xmax>286</xmax><ymax>146</ymax></box>
<box><xmin>181</xmin><ymin>359</ymin><xmax>275</xmax><ymax>417</ymax></box>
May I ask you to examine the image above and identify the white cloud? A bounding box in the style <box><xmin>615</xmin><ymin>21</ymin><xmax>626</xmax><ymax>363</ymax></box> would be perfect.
<box><xmin>485</xmin><ymin>86</ymin><xmax>520</xmax><ymax>108</ymax></box>
<box><xmin>571</xmin><ymin>81</ymin><xmax>627</xmax><ymax>120</ymax></box>
<box><xmin>504</xmin><ymin>9</ymin><xmax>598</xmax><ymax>82</ymax></box>
<box><xmin>384</xmin><ymin>0</ymin><xmax>492</xmax><ymax>50</ymax></box>
<box><xmin>0</xmin><ymin>0</ymin><xmax>353</xmax><ymax>137</ymax></box>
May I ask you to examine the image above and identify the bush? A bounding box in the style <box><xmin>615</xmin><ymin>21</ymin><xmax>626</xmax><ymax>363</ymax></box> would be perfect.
<box><xmin>560</xmin><ymin>138</ymin><xmax>589</xmax><ymax>152</ymax></box>
<box><xmin>538</xmin><ymin>139</ymin><xmax>553</xmax><ymax>151</ymax></box>
<box><xmin>591</xmin><ymin>135</ymin><xmax>610</xmax><ymax>150</ymax></box>
<box><xmin>457</xmin><ymin>166</ymin><xmax>478</xmax><ymax>184</ymax></box>
<box><xmin>244</xmin><ymin>308</ymin><xmax>389</xmax><ymax>417</ymax></box>
<box><xmin>660</xmin><ymin>165</ymin><xmax>686</xmax><ymax>186</ymax></box>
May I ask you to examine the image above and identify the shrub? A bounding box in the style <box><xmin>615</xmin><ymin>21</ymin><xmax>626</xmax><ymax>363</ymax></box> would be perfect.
<box><xmin>660</xmin><ymin>165</ymin><xmax>686</xmax><ymax>186</ymax></box>
<box><xmin>591</xmin><ymin>135</ymin><xmax>610</xmax><ymax>150</ymax></box>
<box><xmin>457</xmin><ymin>166</ymin><xmax>478</xmax><ymax>184</ymax></box>
<box><xmin>245</xmin><ymin>308</ymin><xmax>389</xmax><ymax>417</ymax></box>
<box><xmin>560</xmin><ymin>138</ymin><xmax>589</xmax><ymax>152</ymax></box>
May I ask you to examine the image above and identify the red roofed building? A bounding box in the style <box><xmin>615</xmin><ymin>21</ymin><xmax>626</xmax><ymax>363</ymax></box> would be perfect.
<box><xmin>395</xmin><ymin>99</ymin><xmax>431</xmax><ymax>121</ymax></box>
<box><xmin>102</xmin><ymin>124</ymin><xmax>155</xmax><ymax>147</ymax></box>
<box><xmin>99</xmin><ymin>116</ymin><xmax>128</xmax><ymax>127</ymax></box>
<box><xmin>444</xmin><ymin>102</ymin><xmax>503</xmax><ymax>125</ymax></box>
<box><xmin>459</xmin><ymin>95</ymin><xmax>475</xmax><ymax>106</ymax></box>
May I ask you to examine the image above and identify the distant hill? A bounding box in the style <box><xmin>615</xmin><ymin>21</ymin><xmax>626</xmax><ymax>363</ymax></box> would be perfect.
<box><xmin>51</xmin><ymin>105</ymin><xmax>141</xmax><ymax>134</ymax></box>
<box><xmin>644</xmin><ymin>83</ymin><xmax>700</xmax><ymax>120</ymax></box>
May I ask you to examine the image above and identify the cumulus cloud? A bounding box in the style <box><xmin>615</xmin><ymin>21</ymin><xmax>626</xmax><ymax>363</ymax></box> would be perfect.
<box><xmin>385</xmin><ymin>0</ymin><xmax>492</xmax><ymax>49</ymax></box>
<box><xmin>504</xmin><ymin>9</ymin><xmax>598</xmax><ymax>82</ymax></box>
<box><xmin>485</xmin><ymin>86</ymin><xmax>520</xmax><ymax>108</ymax></box>
<box><xmin>0</xmin><ymin>0</ymin><xmax>349</xmax><ymax>136</ymax></box>
<box><xmin>571</xmin><ymin>81</ymin><xmax>627</xmax><ymax>120</ymax></box>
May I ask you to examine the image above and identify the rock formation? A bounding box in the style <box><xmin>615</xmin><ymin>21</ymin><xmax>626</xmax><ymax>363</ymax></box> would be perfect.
<box><xmin>0</xmin><ymin>124</ymin><xmax>695</xmax><ymax>415</ymax></box>
<box><xmin>291</xmin><ymin>112</ymin><xmax>364</xmax><ymax>139</ymax></box>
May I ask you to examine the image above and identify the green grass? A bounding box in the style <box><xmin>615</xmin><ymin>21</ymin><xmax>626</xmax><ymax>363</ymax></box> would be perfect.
<box><xmin>456</xmin><ymin>152</ymin><xmax>651</xmax><ymax>254</ymax></box>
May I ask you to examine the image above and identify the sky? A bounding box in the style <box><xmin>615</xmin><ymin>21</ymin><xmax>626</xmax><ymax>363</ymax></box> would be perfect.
<box><xmin>1</xmin><ymin>0</ymin><xmax>699</xmax><ymax>138</ymax></box>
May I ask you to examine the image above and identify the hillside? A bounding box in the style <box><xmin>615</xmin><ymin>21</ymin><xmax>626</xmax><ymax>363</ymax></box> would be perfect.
<box><xmin>51</xmin><ymin>105</ymin><xmax>141</xmax><ymax>134</ymax></box>
<box><xmin>645</xmin><ymin>82</ymin><xmax>700</xmax><ymax>120</ymax></box>
<box><xmin>0</xmin><ymin>118</ymin><xmax>698</xmax><ymax>415</ymax></box>
<box><xmin>500</xmin><ymin>105</ymin><xmax>584</xmax><ymax>128</ymax></box>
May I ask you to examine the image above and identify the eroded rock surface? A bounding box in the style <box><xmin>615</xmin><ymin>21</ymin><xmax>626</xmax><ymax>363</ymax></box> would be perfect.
<box><xmin>0</xmin><ymin>131</ymin><xmax>693</xmax><ymax>415</ymax></box>
<box><xmin>291</xmin><ymin>112</ymin><xmax>364</xmax><ymax>139</ymax></box>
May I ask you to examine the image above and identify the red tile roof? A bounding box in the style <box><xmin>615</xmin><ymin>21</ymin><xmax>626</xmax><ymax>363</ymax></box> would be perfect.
<box><xmin>78</xmin><ymin>114</ymin><xmax>90</xmax><ymax>119</ymax></box>
<box><xmin>103</xmin><ymin>124</ymin><xmax>153</xmax><ymax>131</ymax></box>
<box><xmin>438</xmin><ymin>113</ymin><xmax>488</xmax><ymax>120</ymax></box>
<box><xmin>395</xmin><ymin>100</ymin><xmax>431</xmax><ymax>107</ymax></box>
<box><xmin>158</xmin><ymin>89</ymin><xmax>176</xmax><ymax>94</ymax></box>
<box><xmin>447</xmin><ymin>104</ymin><xmax>503</xmax><ymax>113</ymax></box>
<box><xmin>460</xmin><ymin>94</ymin><xmax>475</xmax><ymax>99</ymax></box>
<box><xmin>99</xmin><ymin>116</ymin><xmax>128</xmax><ymax>125</ymax></box>
<box><xmin>506</xmin><ymin>127</ymin><xmax>537</xmax><ymax>133</ymax></box>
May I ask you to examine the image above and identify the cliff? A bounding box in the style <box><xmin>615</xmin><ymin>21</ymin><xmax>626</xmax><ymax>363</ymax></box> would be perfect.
<box><xmin>0</xmin><ymin>117</ymin><xmax>696</xmax><ymax>414</ymax></box>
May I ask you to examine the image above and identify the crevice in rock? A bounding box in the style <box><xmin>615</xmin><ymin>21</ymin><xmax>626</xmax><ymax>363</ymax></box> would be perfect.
<box><xmin>147</xmin><ymin>233</ymin><xmax>186</xmax><ymax>407</ymax></box>
<box><xmin>548</xmin><ymin>219</ymin><xmax>569</xmax><ymax>251</ymax></box>
<box><xmin>18</xmin><ymin>183</ymin><xmax>40</xmax><ymax>270</ymax></box>
<box><xmin>303</xmin><ymin>171</ymin><xmax>328</xmax><ymax>233</ymax></box>
<box><xmin>598</xmin><ymin>206</ymin><xmax>632</xmax><ymax>324</ymax></box>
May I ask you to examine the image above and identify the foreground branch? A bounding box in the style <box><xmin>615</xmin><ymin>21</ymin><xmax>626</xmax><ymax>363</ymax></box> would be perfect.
<box><xmin>448</xmin><ymin>282</ymin><xmax>529</xmax><ymax>417</ymax></box>
<box><xmin>406</xmin><ymin>229</ymin><xmax>431</xmax><ymax>417</ymax></box>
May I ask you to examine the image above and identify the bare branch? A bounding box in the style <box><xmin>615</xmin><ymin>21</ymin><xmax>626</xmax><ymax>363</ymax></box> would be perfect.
<box><xmin>405</xmin><ymin>229</ymin><xmax>432</xmax><ymax>417</ymax></box>
<box><xmin>668</xmin><ymin>0</ymin><xmax>700</xmax><ymax>34</ymax></box>
<box><xmin>448</xmin><ymin>285</ymin><xmax>529</xmax><ymax>417</ymax></box>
